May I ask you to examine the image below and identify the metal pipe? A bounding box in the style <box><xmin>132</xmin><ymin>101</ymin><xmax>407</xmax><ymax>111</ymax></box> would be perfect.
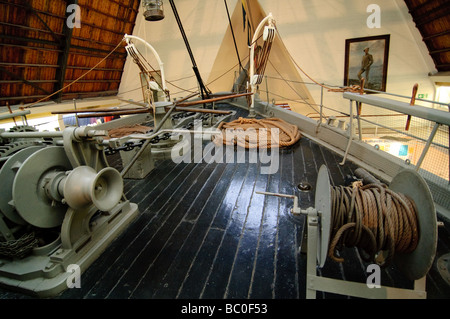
<box><xmin>0</xmin><ymin>110</ymin><xmax>31</xmax><ymax>121</ymax></box>
<box><xmin>356</xmin><ymin>102</ymin><xmax>362</xmax><ymax>141</ymax></box>
<box><xmin>175</xmin><ymin>92</ymin><xmax>252</xmax><ymax>108</ymax></box>
<box><xmin>316</xmin><ymin>85</ymin><xmax>324</xmax><ymax>133</ymax></box>
<box><xmin>340</xmin><ymin>100</ymin><xmax>354</xmax><ymax>166</ymax></box>
<box><xmin>0</xmin><ymin>128</ymin><xmax>107</xmax><ymax>139</ymax></box>
<box><xmin>77</xmin><ymin>109</ymin><xmax>151</xmax><ymax>118</ymax></box>
<box><xmin>363</xmin><ymin>88</ymin><xmax>449</xmax><ymax>107</ymax></box>
<box><xmin>0</xmin><ymin>131</ymin><xmax>63</xmax><ymax>138</ymax></box>
<box><xmin>174</xmin><ymin>107</ymin><xmax>231</xmax><ymax>115</ymax></box>
<box><xmin>73</xmin><ymin>99</ymin><xmax>79</xmax><ymax>127</ymax></box>
<box><xmin>343</xmin><ymin>92</ymin><xmax>450</xmax><ymax>127</ymax></box>
<box><xmin>126</xmin><ymin>129</ymin><xmax>221</xmax><ymax>140</ymax></box>
<box><xmin>52</xmin><ymin>107</ymin><xmax>146</xmax><ymax>114</ymax></box>
<box><xmin>415</xmin><ymin>122</ymin><xmax>440</xmax><ymax>171</ymax></box>
<box><xmin>75</xmin><ymin>107</ymin><xmax>231</xmax><ymax>118</ymax></box>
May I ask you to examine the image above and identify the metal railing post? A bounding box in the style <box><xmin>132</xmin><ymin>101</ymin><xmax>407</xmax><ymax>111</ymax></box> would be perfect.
<box><xmin>316</xmin><ymin>85</ymin><xmax>324</xmax><ymax>134</ymax></box>
<box><xmin>415</xmin><ymin>123</ymin><xmax>440</xmax><ymax>171</ymax></box>
<box><xmin>340</xmin><ymin>99</ymin><xmax>354</xmax><ymax>166</ymax></box>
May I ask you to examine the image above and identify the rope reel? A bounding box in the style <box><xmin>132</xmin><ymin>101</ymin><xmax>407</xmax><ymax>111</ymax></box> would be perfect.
<box><xmin>258</xmin><ymin>165</ymin><xmax>437</xmax><ymax>281</ymax></box>
<box><xmin>328</xmin><ymin>182</ymin><xmax>420</xmax><ymax>267</ymax></box>
<box><xmin>326</xmin><ymin>166</ymin><xmax>437</xmax><ymax>280</ymax></box>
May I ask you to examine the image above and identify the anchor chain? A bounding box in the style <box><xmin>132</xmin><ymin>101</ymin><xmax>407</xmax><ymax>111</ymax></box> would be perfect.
<box><xmin>0</xmin><ymin>232</ymin><xmax>38</xmax><ymax>259</ymax></box>
<box><xmin>104</xmin><ymin>132</ymin><xmax>173</xmax><ymax>156</ymax></box>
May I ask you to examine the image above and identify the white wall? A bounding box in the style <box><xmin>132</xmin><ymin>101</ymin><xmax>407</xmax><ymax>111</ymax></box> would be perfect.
<box><xmin>257</xmin><ymin>0</ymin><xmax>437</xmax><ymax>111</ymax></box>
<box><xmin>119</xmin><ymin>0</ymin><xmax>437</xmax><ymax>115</ymax></box>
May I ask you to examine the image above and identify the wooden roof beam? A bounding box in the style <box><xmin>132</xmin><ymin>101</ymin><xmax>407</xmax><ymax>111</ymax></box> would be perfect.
<box><xmin>107</xmin><ymin>0</ymin><xmax>139</xmax><ymax>14</ymax></box>
<box><xmin>0</xmin><ymin>1</ymin><xmax>66</xmax><ymax>20</ymax></box>
<box><xmin>0</xmin><ymin>62</ymin><xmax>60</xmax><ymax>68</ymax></box>
<box><xmin>0</xmin><ymin>80</ymin><xmax>58</xmax><ymax>84</ymax></box>
<box><xmin>80</xmin><ymin>3</ymin><xmax>136</xmax><ymax>24</ymax></box>
<box><xmin>405</xmin><ymin>0</ymin><xmax>433</xmax><ymax>15</ymax></box>
<box><xmin>423</xmin><ymin>29</ymin><xmax>450</xmax><ymax>41</ymax></box>
<box><xmin>21</xmin><ymin>1</ymin><xmax>62</xmax><ymax>44</ymax></box>
<box><xmin>70</xmin><ymin>45</ymin><xmax>127</xmax><ymax>57</ymax></box>
<box><xmin>0</xmin><ymin>22</ymin><xmax>64</xmax><ymax>37</ymax></box>
<box><xmin>0</xmin><ymin>63</ymin><xmax>124</xmax><ymax>72</ymax></box>
<box><xmin>54</xmin><ymin>0</ymin><xmax>77</xmax><ymax>103</ymax></box>
<box><xmin>0</xmin><ymin>66</ymin><xmax>51</xmax><ymax>95</ymax></box>
<box><xmin>0</xmin><ymin>42</ymin><xmax>61</xmax><ymax>53</ymax></box>
<box><xmin>0</xmin><ymin>95</ymin><xmax>48</xmax><ymax>101</ymax></box>
<box><xmin>429</xmin><ymin>47</ymin><xmax>450</xmax><ymax>55</ymax></box>
<box><xmin>413</xmin><ymin>3</ymin><xmax>450</xmax><ymax>27</ymax></box>
<box><xmin>0</xmin><ymin>34</ymin><xmax>61</xmax><ymax>47</ymax></box>
<box><xmin>1</xmin><ymin>1</ymin><xmax>131</xmax><ymax>37</ymax></box>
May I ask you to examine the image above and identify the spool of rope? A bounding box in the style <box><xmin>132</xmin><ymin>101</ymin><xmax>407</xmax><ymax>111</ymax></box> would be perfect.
<box><xmin>213</xmin><ymin>117</ymin><xmax>301</xmax><ymax>149</ymax></box>
<box><xmin>328</xmin><ymin>182</ymin><xmax>419</xmax><ymax>267</ymax></box>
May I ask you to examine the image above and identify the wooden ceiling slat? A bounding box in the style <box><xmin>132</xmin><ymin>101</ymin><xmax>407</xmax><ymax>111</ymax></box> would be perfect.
<box><xmin>404</xmin><ymin>0</ymin><xmax>450</xmax><ymax>72</ymax></box>
<box><xmin>423</xmin><ymin>29</ymin><xmax>450</xmax><ymax>40</ymax></box>
<box><xmin>414</xmin><ymin>4</ymin><xmax>450</xmax><ymax>27</ymax></box>
<box><xmin>0</xmin><ymin>1</ymin><xmax>66</xmax><ymax>20</ymax></box>
<box><xmin>1</xmin><ymin>0</ymin><xmax>143</xmax><ymax>106</ymax></box>
<box><xmin>0</xmin><ymin>21</ymin><xmax>64</xmax><ymax>36</ymax></box>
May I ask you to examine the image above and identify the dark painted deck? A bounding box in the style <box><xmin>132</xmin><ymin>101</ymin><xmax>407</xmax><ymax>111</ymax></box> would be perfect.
<box><xmin>1</xmin><ymin>103</ymin><xmax>450</xmax><ymax>300</ymax></box>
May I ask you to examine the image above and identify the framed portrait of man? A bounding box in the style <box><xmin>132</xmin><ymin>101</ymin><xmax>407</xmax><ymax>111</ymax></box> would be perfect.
<box><xmin>344</xmin><ymin>34</ymin><xmax>390</xmax><ymax>92</ymax></box>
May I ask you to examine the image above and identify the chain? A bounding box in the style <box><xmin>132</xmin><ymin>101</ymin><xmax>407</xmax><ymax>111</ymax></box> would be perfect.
<box><xmin>105</xmin><ymin>132</ymin><xmax>173</xmax><ymax>156</ymax></box>
<box><xmin>104</xmin><ymin>111</ymin><xmax>219</xmax><ymax>156</ymax></box>
<box><xmin>0</xmin><ymin>232</ymin><xmax>38</xmax><ymax>259</ymax></box>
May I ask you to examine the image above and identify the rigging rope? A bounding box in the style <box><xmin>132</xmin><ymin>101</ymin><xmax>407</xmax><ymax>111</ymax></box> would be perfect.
<box><xmin>213</xmin><ymin>117</ymin><xmax>301</xmax><ymax>149</ymax></box>
<box><xmin>224</xmin><ymin>0</ymin><xmax>246</xmax><ymax>76</ymax></box>
<box><xmin>255</xmin><ymin>28</ymin><xmax>275</xmax><ymax>81</ymax></box>
<box><xmin>267</xmin><ymin>59</ymin><xmax>322</xmax><ymax>116</ymax></box>
<box><xmin>328</xmin><ymin>182</ymin><xmax>419</xmax><ymax>267</ymax></box>
<box><xmin>273</xmin><ymin>26</ymin><xmax>365</xmax><ymax>95</ymax></box>
<box><xmin>24</xmin><ymin>38</ymin><xmax>126</xmax><ymax>109</ymax></box>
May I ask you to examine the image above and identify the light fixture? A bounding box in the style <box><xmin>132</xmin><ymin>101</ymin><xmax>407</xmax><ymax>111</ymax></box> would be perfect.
<box><xmin>142</xmin><ymin>0</ymin><xmax>165</xmax><ymax>21</ymax></box>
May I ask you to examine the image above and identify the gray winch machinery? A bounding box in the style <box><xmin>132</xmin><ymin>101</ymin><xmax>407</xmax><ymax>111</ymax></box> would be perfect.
<box><xmin>0</xmin><ymin>124</ymin><xmax>139</xmax><ymax>297</ymax></box>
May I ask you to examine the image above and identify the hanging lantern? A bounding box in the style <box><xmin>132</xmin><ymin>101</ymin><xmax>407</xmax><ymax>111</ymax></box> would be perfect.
<box><xmin>142</xmin><ymin>0</ymin><xmax>165</xmax><ymax>21</ymax></box>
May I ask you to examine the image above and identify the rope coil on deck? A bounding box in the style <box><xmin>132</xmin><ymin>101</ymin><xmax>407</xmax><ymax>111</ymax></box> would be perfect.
<box><xmin>328</xmin><ymin>182</ymin><xmax>419</xmax><ymax>267</ymax></box>
<box><xmin>213</xmin><ymin>117</ymin><xmax>301</xmax><ymax>149</ymax></box>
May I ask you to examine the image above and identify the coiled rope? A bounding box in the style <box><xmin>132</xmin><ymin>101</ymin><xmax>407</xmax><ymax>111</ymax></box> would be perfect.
<box><xmin>328</xmin><ymin>182</ymin><xmax>419</xmax><ymax>267</ymax></box>
<box><xmin>213</xmin><ymin>117</ymin><xmax>301</xmax><ymax>149</ymax></box>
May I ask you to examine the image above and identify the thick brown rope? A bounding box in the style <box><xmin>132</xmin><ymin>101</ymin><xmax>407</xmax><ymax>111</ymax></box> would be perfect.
<box><xmin>106</xmin><ymin>124</ymin><xmax>153</xmax><ymax>139</ymax></box>
<box><xmin>213</xmin><ymin>117</ymin><xmax>301</xmax><ymax>149</ymax></box>
<box><xmin>328</xmin><ymin>183</ymin><xmax>419</xmax><ymax>267</ymax></box>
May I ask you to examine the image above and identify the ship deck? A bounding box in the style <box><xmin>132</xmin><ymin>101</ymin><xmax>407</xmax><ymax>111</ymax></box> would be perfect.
<box><xmin>1</xmin><ymin>103</ymin><xmax>450</xmax><ymax>300</ymax></box>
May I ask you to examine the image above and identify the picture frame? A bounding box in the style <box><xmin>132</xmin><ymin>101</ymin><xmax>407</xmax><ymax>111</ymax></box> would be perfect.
<box><xmin>343</xmin><ymin>34</ymin><xmax>390</xmax><ymax>92</ymax></box>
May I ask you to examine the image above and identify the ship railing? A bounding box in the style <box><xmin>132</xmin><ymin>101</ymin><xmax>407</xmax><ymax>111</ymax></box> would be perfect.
<box><xmin>257</xmin><ymin>76</ymin><xmax>449</xmax><ymax>217</ymax></box>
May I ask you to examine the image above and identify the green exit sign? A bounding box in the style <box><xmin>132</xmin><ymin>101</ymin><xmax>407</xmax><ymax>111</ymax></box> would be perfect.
<box><xmin>418</xmin><ymin>93</ymin><xmax>428</xmax><ymax>99</ymax></box>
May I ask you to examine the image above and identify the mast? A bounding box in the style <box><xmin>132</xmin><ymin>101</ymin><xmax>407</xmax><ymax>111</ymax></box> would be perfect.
<box><xmin>167</xmin><ymin>0</ymin><xmax>210</xmax><ymax>101</ymax></box>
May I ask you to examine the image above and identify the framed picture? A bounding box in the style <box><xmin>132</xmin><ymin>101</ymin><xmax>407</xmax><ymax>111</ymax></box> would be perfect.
<box><xmin>344</xmin><ymin>34</ymin><xmax>390</xmax><ymax>92</ymax></box>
